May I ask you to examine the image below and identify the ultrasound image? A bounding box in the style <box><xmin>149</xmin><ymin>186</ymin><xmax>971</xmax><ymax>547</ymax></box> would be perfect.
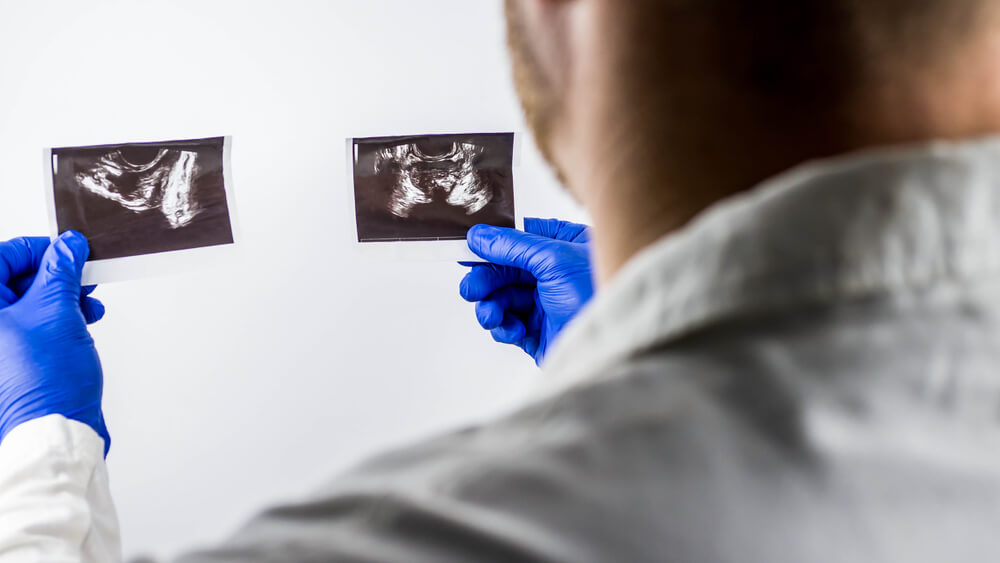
<box><xmin>353</xmin><ymin>133</ymin><xmax>516</xmax><ymax>242</ymax></box>
<box><xmin>51</xmin><ymin>137</ymin><xmax>234</xmax><ymax>261</ymax></box>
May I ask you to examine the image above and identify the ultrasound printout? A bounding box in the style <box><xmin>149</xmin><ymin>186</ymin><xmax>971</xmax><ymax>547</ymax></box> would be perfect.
<box><xmin>50</xmin><ymin>137</ymin><xmax>235</xmax><ymax>262</ymax></box>
<box><xmin>352</xmin><ymin>133</ymin><xmax>517</xmax><ymax>242</ymax></box>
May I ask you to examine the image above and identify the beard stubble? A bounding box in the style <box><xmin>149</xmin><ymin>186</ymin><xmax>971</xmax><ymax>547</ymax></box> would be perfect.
<box><xmin>504</xmin><ymin>0</ymin><xmax>571</xmax><ymax>188</ymax></box>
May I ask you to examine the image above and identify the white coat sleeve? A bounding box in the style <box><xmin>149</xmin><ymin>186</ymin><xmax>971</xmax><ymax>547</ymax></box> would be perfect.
<box><xmin>0</xmin><ymin>415</ymin><xmax>121</xmax><ymax>563</ymax></box>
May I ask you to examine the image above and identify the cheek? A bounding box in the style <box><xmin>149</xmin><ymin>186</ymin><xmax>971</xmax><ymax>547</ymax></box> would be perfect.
<box><xmin>507</xmin><ymin>0</ymin><xmax>581</xmax><ymax>191</ymax></box>
<box><xmin>514</xmin><ymin>0</ymin><xmax>574</xmax><ymax>93</ymax></box>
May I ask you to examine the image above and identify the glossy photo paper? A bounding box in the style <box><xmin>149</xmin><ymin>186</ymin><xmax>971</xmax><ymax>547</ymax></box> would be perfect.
<box><xmin>44</xmin><ymin>136</ymin><xmax>239</xmax><ymax>284</ymax></box>
<box><xmin>349</xmin><ymin>132</ymin><xmax>521</xmax><ymax>261</ymax></box>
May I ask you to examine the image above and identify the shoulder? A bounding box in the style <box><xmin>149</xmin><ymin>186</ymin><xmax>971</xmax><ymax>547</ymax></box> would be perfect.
<box><xmin>182</xmin><ymin>349</ymin><xmax>817</xmax><ymax>563</ymax></box>
<box><xmin>333</xmin><ymin>348</ymin><xmax>816</xmax><ymax>558</ymax></box>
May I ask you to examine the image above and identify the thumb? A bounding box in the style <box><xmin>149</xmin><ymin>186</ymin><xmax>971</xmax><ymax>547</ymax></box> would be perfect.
<box><xmin>26</xmin><ymin>231</ymin><xmax>89</xmax><ymax>303</ymax></box>
<box><xmin>467</xmin><ymin>224</ymin><xmax>559</xmax><ymax>278</ymax></box>
<box><xmin>523</xmin><ymin>218</ymin><xmax>590</xmax><ymax>243</ymax></box>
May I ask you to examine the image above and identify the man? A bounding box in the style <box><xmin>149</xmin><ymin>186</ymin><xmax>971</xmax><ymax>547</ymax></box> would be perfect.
<box><xmin>3</xmin><ymin>0</ymin><xmax>1000</xmax><ymax>560</ymax></box>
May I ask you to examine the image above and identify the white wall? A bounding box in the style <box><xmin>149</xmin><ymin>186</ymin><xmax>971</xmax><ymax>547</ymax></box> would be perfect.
<box><xmin>0</xmin><ymin>1</ymin><xmax>585</xmax><ymax>559</ymax></box>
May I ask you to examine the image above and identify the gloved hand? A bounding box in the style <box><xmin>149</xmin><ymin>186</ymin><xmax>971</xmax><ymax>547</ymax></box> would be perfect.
<box><xmin>460</xmin><ymin>218</ymin><xmax>594</xmax><ymax>365</ymax></box>
<box><xmin>0</xmin><ymin>232</ymin><xmax>110</xmax><ymax>456</ymax></box>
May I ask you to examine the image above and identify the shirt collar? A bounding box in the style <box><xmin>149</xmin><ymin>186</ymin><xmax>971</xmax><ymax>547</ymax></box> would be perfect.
<box><xmin>540</xmin><ymin>135</ymin><xmax>1000</xmax><ymax>397</ymax></box>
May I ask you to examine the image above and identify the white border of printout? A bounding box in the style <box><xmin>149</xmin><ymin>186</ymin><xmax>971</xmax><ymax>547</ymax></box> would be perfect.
<box><xmin>43</xmin><ymin>136</ymin><xmax>241</xmax><ymax>285</ymax></box>
<box><xmin>345</xmin><ymin>132</ymin><xmax>524</xmax><ymax>262</ymax></box>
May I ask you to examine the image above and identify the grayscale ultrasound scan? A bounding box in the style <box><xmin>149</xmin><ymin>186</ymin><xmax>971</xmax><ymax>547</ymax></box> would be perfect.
<box><xmin>50</xmin><ymin>137</ymin><xmax>234</xmax><ymax>261</ymax></box>
<box><xmin>352</xmin><ymin>133</ymin><xmax>517</xmax><ymax>242</ymax></box>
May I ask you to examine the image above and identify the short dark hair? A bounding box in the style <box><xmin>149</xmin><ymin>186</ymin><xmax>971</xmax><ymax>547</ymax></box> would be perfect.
<box><xmin>628</xmin><ymin>0</ymin><xmax>987</xmax><ymax>109</ymax></box>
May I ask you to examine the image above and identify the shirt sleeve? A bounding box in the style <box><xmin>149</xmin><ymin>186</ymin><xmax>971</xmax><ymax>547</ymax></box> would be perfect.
<box><xmin>0</xmin><ymin>415</ymin><xmax>122</xmax><ymax>563</ymax></box>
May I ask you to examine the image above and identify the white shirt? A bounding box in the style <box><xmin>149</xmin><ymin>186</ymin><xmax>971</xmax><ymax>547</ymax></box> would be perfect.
<box><xmin>0</xmin><ymin>416</ymin><xmax>119</xmax><ymax>562</ymax></box>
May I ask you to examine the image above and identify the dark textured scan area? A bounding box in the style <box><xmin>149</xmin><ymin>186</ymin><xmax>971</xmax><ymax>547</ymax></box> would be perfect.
<box><xmin>353</xmin><ymin>133</ymin><xmax>516</xmax><ymax>242</ymax></box>
<box><xmin>51</xmin><ymin>137</ymin><xmax>234</xmax><ymax>261</ymax></box>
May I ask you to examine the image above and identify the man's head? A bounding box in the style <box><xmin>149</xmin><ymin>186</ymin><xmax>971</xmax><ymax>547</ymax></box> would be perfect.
<box><xmin>505</xmin><ymin>0</ymin><xmax>1000</xmax><ymax>280</ymax></box>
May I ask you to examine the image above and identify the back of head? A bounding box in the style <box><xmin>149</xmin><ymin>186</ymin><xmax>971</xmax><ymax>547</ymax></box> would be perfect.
<box><xmin>670</xmin><ymin>0</ymin><xmax>988</xmax><ymax>100</ymax></box>
<box><xmin>609</xmin><ymin>0</ymin><xmax>997</xmax><ymax>167</ymax></box>
<box><xmin>506</xmin><ymin>0</ymin><xmax>1000</xmax><ymax>279</ymax></box>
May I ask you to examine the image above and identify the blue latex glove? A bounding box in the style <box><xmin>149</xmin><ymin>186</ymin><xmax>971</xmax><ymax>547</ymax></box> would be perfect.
<box><xmin>460</xmin><ymin>218</ymin><xmax>594</xmax><ymax>365</ymax></box>
<box><xmin>0</xmin><ymin>232</ymin><xmax>110</xmax><ymax>455</ymax></box>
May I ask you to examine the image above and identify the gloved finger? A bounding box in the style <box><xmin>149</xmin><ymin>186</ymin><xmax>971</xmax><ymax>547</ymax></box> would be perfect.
<box><xmin>491</xmin><ymin>314</ymin><xmax>527</xmax><ymax>345</ymax></box>
<box><xmin>527</xmin><ymin>298</ymin><xmax>546</xmax><ymax>335</ymax></box>
<box><xmin>9</xmin><ymin>275</ymin><xmax>96</xmax><ymax>307</ymax></box>
<box><xmin>522</xmin><ymin>337</ymin><xmax>541</xmax><ymax>364</ymax></box>
<box><xmin>1</xmin><ymin>272</ymin><xmax>36</xmax><ymax>308</ymax></box>
<box><xmin>0</xmin><ymin>237</ymin><xmax>50</xmax><ymax>287</ymax></box>
<box><xmin>524</xmin><ymin>218</ymin><xmax>591</xmax><ymax>244</ymax></box>
<box><xmin>467</xmin><ymin>225</ymin><xmax>564</xmax><ymax>280</ymax></box>
<box><xmin>96</xmin><ymin>411</ymin><xmax>110</xmax><ymax>458</ymax></box>
<box><xmin>0</xmin><ymin>286</ymin><xmax>16</xmax><ymax>308</ymax></box>
<box><xmin>81</xmin><ymin>296</ymin><xmax>106</xmax><ymax>325</ymax></box>
<box><xmin>11</xmin><ymin>272</ymin><xmax>36</xmax><ymax>298</ymax></box>
<box><xmin>475</xmin><ymin>286</ymin><xmax>536</xmax><ymax>329</ymax></box>
<box><xmin>25</xmin><ymin>231</ymin><xmax>89</xmax><ymax>305</ymax></box>
<box><xmin>460</xmin><ymin>263</ymin><xmax>535</xmax><ymax>302</ymax></box>
<box><xmin>476</xmin><ymin>300</ymin><xmax>505</xmax><ymax>330</ymax></box>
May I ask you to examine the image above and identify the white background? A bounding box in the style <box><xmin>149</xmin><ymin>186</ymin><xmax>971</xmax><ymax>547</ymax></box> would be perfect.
<box><xmin>0</xmin><ymin>1</ymin><xmax>585</xmax><ymax>559</ymax></box>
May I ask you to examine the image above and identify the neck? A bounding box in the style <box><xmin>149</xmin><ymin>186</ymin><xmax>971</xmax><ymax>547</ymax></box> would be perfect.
<box><xmin>577</xmin><ymin>133</ymin><xmax>850</xmax><ymax>286</ymax></box>
<box><xmin>567</xmin><ymin>96</ymin><xmax>860</xmax><ymax>284</ymax></box>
